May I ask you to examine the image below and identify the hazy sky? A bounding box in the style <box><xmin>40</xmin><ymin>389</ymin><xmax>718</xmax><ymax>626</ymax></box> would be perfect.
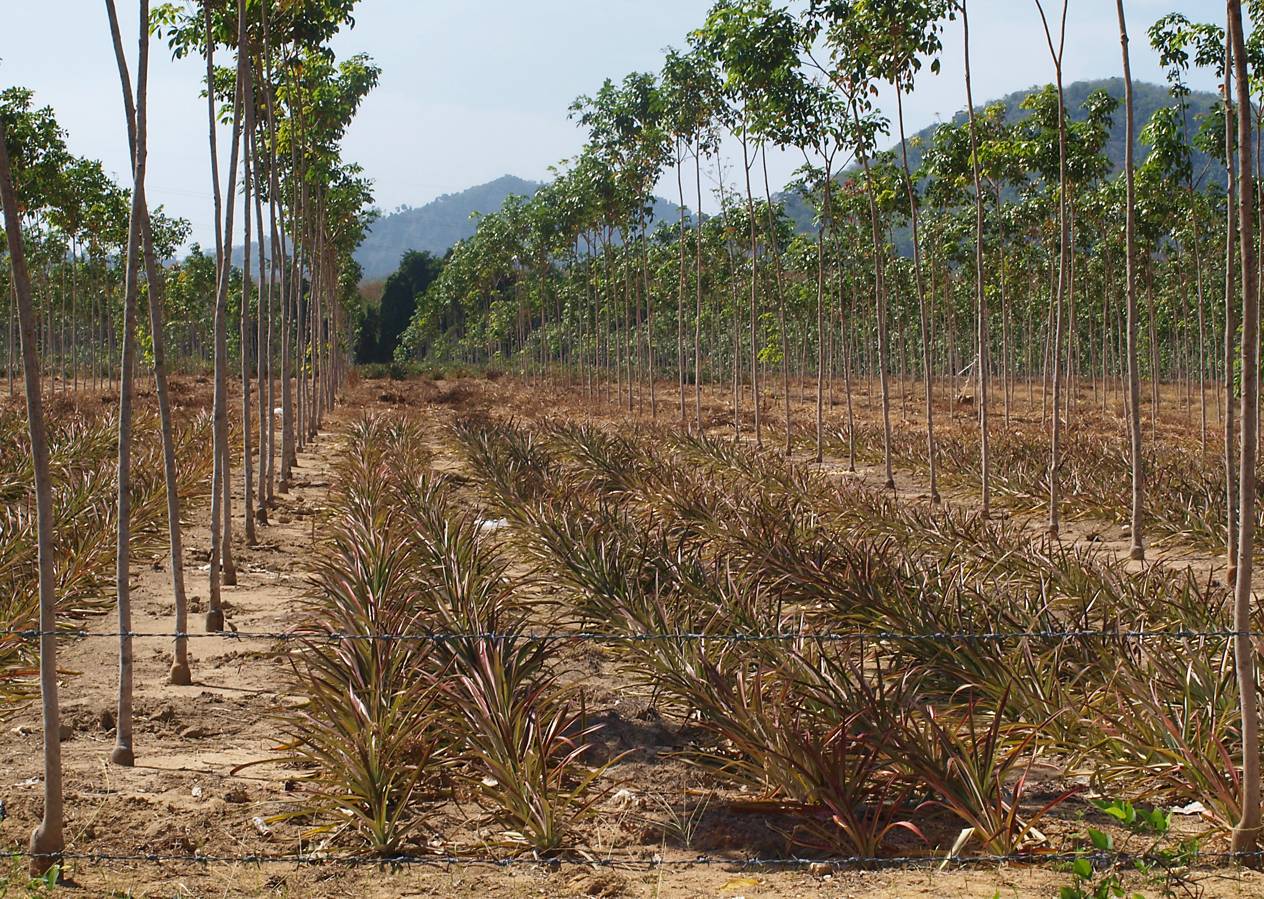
<box><xmin>1</xmin><ymin>1</ymin><xmax>1231</xmax><ymax>249</ymax></box>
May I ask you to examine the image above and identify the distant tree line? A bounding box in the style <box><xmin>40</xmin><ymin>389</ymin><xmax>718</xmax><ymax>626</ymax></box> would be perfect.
<box><xmin>354</xmin><ymin>249</ymin><xmax>443</xmax><ymax>364</ymax></box>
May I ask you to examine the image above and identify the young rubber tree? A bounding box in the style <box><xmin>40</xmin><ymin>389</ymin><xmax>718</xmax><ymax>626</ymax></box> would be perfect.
<box><xmin>679</xmin><ymin>38</ymin><xmax>727</xmax><ymax>428</ymax></box>
<box><xmin>851</xmin><ymin>0</ymin><xmax>949</xmax><ymax>496</ymax></box>
<box><xmin>0</xmin><ymin>103</ymin><xmax>66</xmax><ymax>881</ymax></box>
<box><xmin>696</xmin><ymin>0</ymin><xmax>803</xmax><ymax>447</ymax></box>
<box><xmin>103</xmin><ymin>0</ymin><xmax>152</xmax><ymax>767</ymax></box>
<box><xmin>1149</xmin><ymin>13</ymin><xmax>1218</xmax><ymax>454</ymax></box>
<box><xmin>204</xmin><ymin>0</ymin><xmax>249</xmax><ymax>629</ymax></box>
<box><xmin>1115</xmin><ymin>0</ymin><xmax>1145</xmax><ymax>562</ymax></box>
<box><xmin>1226</xmin><ymin>0</ymin><xmax>1261</xmax><ymax>861</ymax></box>
<box><xmin>810</xmin><ymin>0</ymin><xmax>897</xmax><ymax>487</ymax></box>
<box><xmin>959</xmin><ymin>0</ymin><xmax>991</xmax><ymax>514</ymax></box>
<box><xmin>661</xmin><ymin>48</ymin><xmax>714</xmax><ymax>424</ymax></box>
<box><xmin>99</xmin><ymin>6</ymin><xmax>196</xmax><ymax>679</ymax></box>
<box><xmin>1032</xmin><ymin>0</ymin><xmax>1070</xmax><ymax>537</ymax></box>
<box><xmin>1151</xmin><ymin>12</ymin><xmax>1232</xmax><ymax>577</ymax></box>
<box><xmin>782</xmin><ymin>66</ymin><xmax>846</xmax><ymax>463</ymax></box>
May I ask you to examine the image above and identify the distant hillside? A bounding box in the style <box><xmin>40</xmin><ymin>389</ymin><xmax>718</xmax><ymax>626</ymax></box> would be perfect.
<box><xmin>354</xmin><ymin>175</ymin><xmax>541</xmax><ymax>279</ymax></box>
<box><xmin>781</xmin><ymin>78</ymin><xmax>1223</xmax><ymax>232</ymax></box>
<box><xmin>353</xmin><ymin>80</ymin><xmax>1215</xmax><ymax>278</ymax></box>
<box><xmin>355</xmin><ymin>175</ymin><xmax>690</xmax><ymax>280</ymax></box>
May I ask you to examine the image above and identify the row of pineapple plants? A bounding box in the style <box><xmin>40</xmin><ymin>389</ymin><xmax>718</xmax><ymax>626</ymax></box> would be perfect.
<box><xmin>823</xmin><ymin>410</ymin><xmax>1245</xmax><ymax>554</ymax></box>
<box><xmin>281</xmin><ymin>414</ymin><xmax>613</xmax><ymax>856</ymax></box>
<box><xmin>451</xmin><ymin>412</ymin><xmax>1243</xmax><ymax>860</ymax></box>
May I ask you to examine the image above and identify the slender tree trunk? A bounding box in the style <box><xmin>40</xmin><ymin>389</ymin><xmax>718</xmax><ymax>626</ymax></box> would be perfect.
<box><xmin>70</xmin><ymin>242</ymin><xmax>78</xmax><ymax>394</ymax></box>
<box><xmin>104</xmin><ymin>0</ymin><xmax>152</xmax><ymax>769</ymax></box>
<box><xmin>856</xmin><ymin>107</ymin><xmax>895</xmax><ymax>489</ymax></box>
<box><xmin>6</xmin><ymin>281</ymin><xmax>13</xmax><ymax>399</ymax></box>
<box><xmin>207</xmin><ymin>0</ymin><xmax>249</xmax><ymax>628</ymax></box>
<box><xmin>261</xmin><ymin>8</ymin><xmax>279</xmax><ymax>504</ymax></box>
<box><xmin>1102</xmin><ymin>248</ymin><xmax>1111</xmax><ymax>416</ymax></box>
<box><xmin>1228</xmin><ymin>0</ymin><xmax>1262</xmax><ymax>859</ymax></box>
<box><xmin>1117</xmin><ymin>0</ymin><xmax>1145</xmax><ymax>561</ymax></box>
<box><xmin>1000</xmin><ymin>208</ymin><xmax>1012</xmax><ymax>426</ymax></box>
<box><xmin>296</xmin><ymin>229</ymin><xmax>308</xmax><ymax>451</ymax></box>
<box><xmin>280</xmin><ymin>60</ymin><xmax>302</xmax><ymax>489</ymax></box>
<box><xmin>963</xmin><ymin>4</ymin><xmax>988</xmax><ymax>514</ymax></box>
<box><xmin>740</xmin><ymin>126</ymin><xmax>761</xmax><ymax>447</ymax></box>
<box><xmin>1225</xmin><ymin>43</ymin><xmax>1240</xmax><ymax>583</ymax></box>
<box><xmin>1146</xmin><ymin>260</ymin><xmax>1159</xmax><ymax>440</ymax></box>
<box><xmin>1194</xmin><ymin>221</ymin><xmax>1209</xmax><ymax>452</ymax></box>
<box><xmin>676</xmin><ymin>138</ymin><xmax>687</xmax><ymax>423</ymax></box>
<box><xmin>252</xmin><ymin>108</ymin><xmax>270</xmax><ymax>525</ymax></box>
<box><xmin>813</xmin><ymin>160</ymin><xmax>832</xmax><ymax>464</ymax></box>
<box><xmin>1035</xmin><ymin>0</ymin><xmax>1069</xmax><ymax>537</ymax></box>
<box><xmin>643</xmin><ymin>208</ymin><xmax>655</xmax><ymax>419</ymax></box>
<box><xmin>761</xmin><ymin>146</ymin><xmax>791</xmax><ymax>456</ymax></box>
<box><xmin>240</xmin><ymin>49</ymin><xmax>257</xmax><ymax>547</ymax></box>
<box><xmin>715</xmin><ymin>159</ymin><xmax>741</xmax><ymax>437</ymax></box>
<box><xmin>105</xmin><ymin>0</ymin><xmax>191</xmax><ymax>686</ymax></box>
<box><xmin>0</xmin><ymin>112</ymin><xmax>65</xmax><ymax>881</ymax></box>
<box><xmin>694</xmin><ymin>143</ymin><xmax>704</xmax><ymax>429</ymax></box>
<box><xmin>896</xmin><ymin>87</ymin><xmax>937</xmax><ymax>499</ymax></box>
<box><xmin>843</xmin><ymin>257</ymin><xmax>858</xmax><ymax>471</ymax></box>
<box><xmin>204</xmin><ymin>1</ymin><xmax>226</xmax><ymax>629</ymax></box>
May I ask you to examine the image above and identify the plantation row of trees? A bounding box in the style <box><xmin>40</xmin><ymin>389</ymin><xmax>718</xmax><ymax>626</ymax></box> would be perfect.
<box><xmin>1</xmin><ymin>0</ymin><xmax>376</xmax><ymax>874</ymax></box>
<box><xmin>398</xmin><ymin>0</ymin><xmax>1264</xmax><ymax>855</ymax></box>
<box><xmin>0</xmin><ymin>88</ymin><xmax>189</xmax><ymax>393</ymax></box>
<box><xmin>399</xmin><ymin>3</ymin><xmax>1246</xmax><ymax>541</ymax></box>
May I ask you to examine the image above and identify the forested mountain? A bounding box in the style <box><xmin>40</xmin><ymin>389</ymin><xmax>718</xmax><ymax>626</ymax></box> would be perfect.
<box><xmin>353</xmin><ymin>175</ymin><xmax>539</xmax><ymax>279</ymax></box>
<box><xmin>355</xmin><ymin>174</ymin><xmax>686</xmax><ymax>279</ymax></box>
<box><xmin>781</xmin><ymin>78</ymin><xmax>1222</xmax><ymax>231</ymax></box>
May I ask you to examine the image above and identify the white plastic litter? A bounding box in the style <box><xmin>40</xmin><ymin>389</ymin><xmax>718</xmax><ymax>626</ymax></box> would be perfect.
<box><xmin>478</xmin><ymin>518</ymin><xmax>509</xmax><ymax>532</ymax></box>
<box><xmin>1171</xmin><ymin>801</ymin><xmax>1207</xmax><ymax>816</ymax></box>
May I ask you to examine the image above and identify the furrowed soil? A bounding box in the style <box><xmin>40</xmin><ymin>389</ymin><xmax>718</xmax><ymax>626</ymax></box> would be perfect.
<box><xmin>2</xmin><ymin>375</ymin><xmax>1263</xmax><ymax>897</ymax></box>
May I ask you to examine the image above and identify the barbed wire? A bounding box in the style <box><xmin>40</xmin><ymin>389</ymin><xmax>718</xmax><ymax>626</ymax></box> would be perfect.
<box><xmin>0</xmin><ymin>626</ymin><xmax>1253</xmax><ymax>644</ymax></box>
<box><xmin>0</xmin><ymin>845</ymin><xmax>1253</xmax><ymax>872</ymax></box>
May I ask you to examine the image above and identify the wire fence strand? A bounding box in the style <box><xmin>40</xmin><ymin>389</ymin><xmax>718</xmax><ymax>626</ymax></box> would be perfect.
<box><xmin>2</xmin><ymin>846</ymin><xmax>1258</xmax><ymax>872</ymax></box>
<box><xmin>0</xmin><ymin>627</ymin><xmax>1254</xmax><ymax>643</ymax></box>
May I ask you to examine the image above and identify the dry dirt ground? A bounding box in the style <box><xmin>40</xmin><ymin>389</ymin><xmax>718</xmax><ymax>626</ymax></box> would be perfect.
<box><xmin>2</xmin><ymin>375</ymin><xmax>1263</xmax><ymax>897</ymax></box>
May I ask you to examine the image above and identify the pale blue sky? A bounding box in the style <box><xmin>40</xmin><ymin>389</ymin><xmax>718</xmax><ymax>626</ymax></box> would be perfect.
<box><xmin>1</xmin><ymin>1</ymin><xmax>1231</xmax><ymax>248</ymax></box>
